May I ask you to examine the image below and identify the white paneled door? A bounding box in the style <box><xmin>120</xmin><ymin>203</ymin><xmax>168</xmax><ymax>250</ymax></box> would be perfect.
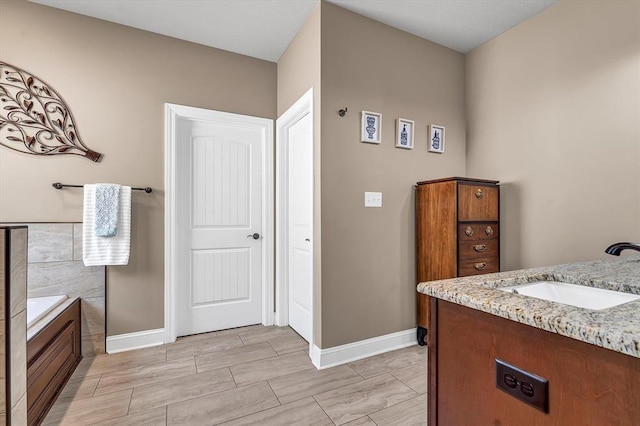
<box><xmin>287</xmin><ymin>111</ymin><xmax>313</xmax><ymax>342</ymax></box>
<box><xmin>174</xmin><ymin>112</ymin><xmax>271</xmax><ymax>337</ymax></box>
<box><xmin>276</xmin><ymin>89</ymin><xmax>314</xmax><ymax>345</ymax></box>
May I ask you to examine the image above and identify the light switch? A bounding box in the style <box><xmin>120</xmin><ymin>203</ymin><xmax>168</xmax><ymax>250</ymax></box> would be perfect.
<box><xmin>365</xmin><ymin>192</ymin><xmax>383</xmax><ymax>207</ymax></box>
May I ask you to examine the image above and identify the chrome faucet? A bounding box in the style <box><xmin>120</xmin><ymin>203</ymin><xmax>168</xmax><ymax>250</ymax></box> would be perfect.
<box><xmin>605</xmin><ymin>242</ymin><xmax>640</xmax><ymax>256</ymax></box>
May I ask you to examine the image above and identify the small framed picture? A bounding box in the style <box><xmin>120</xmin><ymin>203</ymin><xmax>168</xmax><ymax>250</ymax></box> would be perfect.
<box><xmin>396</xmin><ymin>118</ymin><xmax>414</xmax><ymax>149</ymax></box>
<box><xmin>428</xmin><ymin>124</ymin><xmax>445</xmax><ymax>153</ymax></box>
<box><xmin>361</xmin><ymin>111</ymin><xmax>382</xmax><ymax>144</ymax></box>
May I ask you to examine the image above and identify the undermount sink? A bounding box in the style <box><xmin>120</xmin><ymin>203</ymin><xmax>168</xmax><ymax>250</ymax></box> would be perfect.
<box><xmin>499</xmin><ymin>281</ymin><xmax>640</xmax><ymax>310</ymax></box>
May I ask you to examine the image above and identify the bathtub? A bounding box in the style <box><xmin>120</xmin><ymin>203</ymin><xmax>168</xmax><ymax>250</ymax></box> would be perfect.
<box><xmin>27</xmin><ymin>295</ymin><xmax>68</xmax><ymax>329</ymax></box>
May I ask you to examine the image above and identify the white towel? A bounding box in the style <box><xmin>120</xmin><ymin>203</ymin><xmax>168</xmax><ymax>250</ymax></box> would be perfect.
<box><xmin>83</xmin><ymin>184</ymin><xmax>132</xmax><ymax>266</ymax></box>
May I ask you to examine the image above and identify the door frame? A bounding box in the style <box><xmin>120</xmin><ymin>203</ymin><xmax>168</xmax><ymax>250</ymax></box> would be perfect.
<box><xmin>275</xmin><ymin>88</ymin><xmax>315</xmax><ymax>349</ymax></box>
<box><xmin>164</xmin><ymin>103</ymin><xmax>274</xmax><ymax>344</ymax></box>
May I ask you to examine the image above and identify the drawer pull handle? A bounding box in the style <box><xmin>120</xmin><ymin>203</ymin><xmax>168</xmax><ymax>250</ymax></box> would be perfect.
<box><xmin>485</xmin><ymin>226</ymin><xmax>494</xmax><ymax>237</ymax></box>
<box><xmin>474</xmin><ymin>262</ymin><xmax>487</xmax><ymax>271</ymax></box>
<box><xmin>474</xmin><ymin>244</ymin><xmax>487</xmax><ymax>252</ymax></box>
<box><xmin>475</xmin><ymin>189</ymin><xmax>484</xmax><ymax>199</ymax></box>
<box><xmin>465</xmin><ymin>226</ymin><xmax>473</xmax><ymax>237</ymax></box>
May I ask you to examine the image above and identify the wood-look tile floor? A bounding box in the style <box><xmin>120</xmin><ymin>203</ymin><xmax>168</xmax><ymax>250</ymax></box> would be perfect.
<box><xmin>45</xmin><ymin>326</ymin><xmax>427</xmax><ymax>425</ymax></box>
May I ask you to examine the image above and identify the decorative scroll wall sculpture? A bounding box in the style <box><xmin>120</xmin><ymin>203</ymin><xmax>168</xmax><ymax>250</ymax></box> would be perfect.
<box><xmin>0</xmin><ymin>62</ymin><xmax>103</xmax><ymax>162</ymax></box>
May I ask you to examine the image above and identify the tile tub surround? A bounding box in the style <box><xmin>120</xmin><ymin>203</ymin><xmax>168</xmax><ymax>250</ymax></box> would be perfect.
<box><xmin>1</xmin><ymin>226</ymin><xmax>28</xmax><ymax>424</ymax></box>
<box><xmin>6</xmin><ymin>223</ymin><xmax>107</xmax><ymax>356</ymax></box>
<box><xmin>417</xmin><ymin>257</ymin><xmax>640</xmax><ymax>358</ymax></box>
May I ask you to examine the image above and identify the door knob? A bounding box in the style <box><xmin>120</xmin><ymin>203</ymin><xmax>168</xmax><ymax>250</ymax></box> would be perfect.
<box><xmin>305</xmin><ymin>238</ymin><xmax>311</xmax><ymax>242</ymax></box>
<box><xmin>247</xmin><ymin>233</ymin><xmax>260</xmax><ymax>240</ymax></box>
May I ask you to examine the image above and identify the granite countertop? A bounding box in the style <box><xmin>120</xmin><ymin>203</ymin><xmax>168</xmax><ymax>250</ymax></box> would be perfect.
<box><xmin>417</xmin><ymin>257</ymin><xmax>640</xmax><ymax>359</ymax></box>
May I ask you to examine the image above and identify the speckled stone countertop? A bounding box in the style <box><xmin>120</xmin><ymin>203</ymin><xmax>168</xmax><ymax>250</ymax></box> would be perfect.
<box><xmin>417</xmin><ymin>257</ymin><xmax>640</xmax><ymax>359</ymax></box>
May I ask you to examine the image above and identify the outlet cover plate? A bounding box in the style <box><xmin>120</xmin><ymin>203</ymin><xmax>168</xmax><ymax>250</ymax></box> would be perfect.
<box><xmin>496</xmin><ymin>359</ymin><xmax>548</xmax><ymax>413</ymax></box>
<box><xmin>364</xmin><ymin>192</ymin><xmax>382</xmax><ymax>207</ymax></box>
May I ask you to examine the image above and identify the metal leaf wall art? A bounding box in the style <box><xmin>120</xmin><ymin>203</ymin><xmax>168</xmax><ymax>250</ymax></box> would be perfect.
<box><xmin>0</xmin><ymin>61</ymin><xmax>103</xmax><ymax>161</ymax></box>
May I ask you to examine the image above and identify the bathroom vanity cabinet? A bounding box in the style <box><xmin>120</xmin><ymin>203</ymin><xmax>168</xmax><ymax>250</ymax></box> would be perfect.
<box><xmin>428</xmin><ymin>298</ymin><xmax>640</xmax><ymax>424</ymax></box>
<box><xmin>415</xmin><ymin>177</ymin><xmax>499</xmax><ymax>344</ymax></box>
<box><xmin>418</xmin><ymin>258</ymin><xmax>640</xmax><ymax>424</ymax></box>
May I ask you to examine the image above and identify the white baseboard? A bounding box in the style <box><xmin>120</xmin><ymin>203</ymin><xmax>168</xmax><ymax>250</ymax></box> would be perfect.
<box><xmin>310</xmin><ymin>328</ymin><xmax>416</xmax><ymax>370</ymax></box>
<box><xmin>106</xmin><ymin>328</ymin><xmax>165</xmax><ymax>354</ymax></box>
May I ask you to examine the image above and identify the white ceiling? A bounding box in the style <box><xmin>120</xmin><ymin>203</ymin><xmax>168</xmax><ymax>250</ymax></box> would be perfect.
<box><xmin>30</xmin><ymin>0</ymin><xmax>559</xmax><ymax>62</ymax></box>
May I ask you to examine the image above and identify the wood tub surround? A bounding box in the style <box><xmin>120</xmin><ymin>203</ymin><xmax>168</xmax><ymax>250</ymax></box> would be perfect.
<box><xmin>415</xmin><ymin>177</ymin><xmax>500</xmax><ymax>344</ymax></box>
<box><xmin>419</xmin><ymin>258</ymin><xmax>640</xmax><ymax>425</ymax></box>
<box><xmin>27</xmin><ymin>298</ymin><xmax>82</xmax><ymax>425</ymax></box>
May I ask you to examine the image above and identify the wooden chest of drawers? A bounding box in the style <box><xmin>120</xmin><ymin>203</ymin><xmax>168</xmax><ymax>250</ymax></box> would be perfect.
<box><xmin>415</xmin><ymin>177</ymin><xmax>500</xmax><ymax>345</ymax></box>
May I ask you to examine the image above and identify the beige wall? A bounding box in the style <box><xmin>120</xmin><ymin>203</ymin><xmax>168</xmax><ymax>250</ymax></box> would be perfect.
<box><xmin>0</xmin><ymin>0</ymin><xmax>277</xmax><ymax>335</ymax></box>
<box><xmin>276</xmin><ymin>5</ymin><xmax>324</xmax><ymax>343</ymax></box>
<box><xmin>466</xmin><ymin>0</ymin><xmax>640</xmax><ymax>271</ymax></box>
<box><xmin>319</xmin><ymin>3</ymin><xmax>465</xmax><ymax>348</ymax></box>
<box><xmin>6</xmin><ymin>0</ymin><xmax>633</xmax><ymax>350</ymax></box>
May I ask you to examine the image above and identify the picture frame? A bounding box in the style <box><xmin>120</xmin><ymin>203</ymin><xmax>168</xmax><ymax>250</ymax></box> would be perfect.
<box><xmin>428</xmin><ymin>124</ymin><xmax>445</xmax><ymax>153</ymax></box>
<box><xmin>361</xmin><ymin>111</ymin><xmax>382</xmax><ymax>144</ymax></box>
<box><xmin>395</xmin><ymin>118</ymin><xmax>414</xmax><ymax>149</ymax></box>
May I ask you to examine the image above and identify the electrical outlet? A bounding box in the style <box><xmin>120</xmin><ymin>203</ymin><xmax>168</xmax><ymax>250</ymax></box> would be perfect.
<box><xmin>496</xmin><ymin>359</ymin><xmax>548</xmax><ymax>413</ymax></box>
<box><xmin>364</xmin><ymin>192</ymin><xmax>382</xmax><ymax>207</ymax></box>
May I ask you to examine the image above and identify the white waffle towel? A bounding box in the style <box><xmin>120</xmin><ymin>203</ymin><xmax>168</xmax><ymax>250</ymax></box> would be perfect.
<box><xmin>83</xmin><ymin>184</ymin><xmax>131</xmax><ymax>266</ymax></box>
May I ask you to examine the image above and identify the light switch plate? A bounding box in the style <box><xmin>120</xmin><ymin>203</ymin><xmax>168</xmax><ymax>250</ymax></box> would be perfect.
<box><xmin>365</xmin><ymin>192</ymin><xmax>382</xmax><ymax>207</ymax></box>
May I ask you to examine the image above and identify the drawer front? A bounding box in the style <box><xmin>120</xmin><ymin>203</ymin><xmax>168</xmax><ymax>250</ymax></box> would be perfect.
<box><xmin>458</xmin><ymin>183</ymin><xmax>499</xmax><ymax>221</ymax></box>
<box><xmin>458</xmin><ymin>223</ymin><xmax>499</xmax><ymax>241</ymax></box>
<box><xmin>458</xmin><ymin>257</ymin><xmax>499</xmax><ymax>277</ymax></box>
<box><xmin>459</xmin><ymin>239</ymin><xmax>499</xmax><ymax>260</ymax></box>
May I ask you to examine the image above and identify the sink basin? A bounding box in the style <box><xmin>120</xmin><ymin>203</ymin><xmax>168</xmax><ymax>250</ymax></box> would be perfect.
<box><xmin>499</xmin><ymin>281</ymin><xmax>640</xmax><ymax>310</ymax></box>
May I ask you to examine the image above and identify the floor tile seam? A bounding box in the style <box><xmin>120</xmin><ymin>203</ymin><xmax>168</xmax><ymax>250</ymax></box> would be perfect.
<box><xmin>60</xmin><ymin>388</ymin><xmax>133</xmax><ymax>412</ymax></box>
<box><xmin>356</xmin><ymin>368</ymin><xmax>409</xmax><ymax>381</ymax></box>
<box><xmin>226</xmin><ymin>352</ymin><xmax>282</xmax><ymax>374</ymax></box>
<box><xmin>86</xmin><ymin>354</ymin><xmax>171</xmax><ymax>376</ymax></box>
<box><xmin>195</xmin><ymin>350</ymin><xmax>278</xmax><ymax>375</ymax></box>
<box><xmin>95</xmin><ymin>354</ymin><xmax>198</xmax><ymax>382</ymax></box>
<box><xmin>91</xmin><ymin>373</ymin><xmax>105</xmax><ymax>398</ymax></box>
<box><xmin>229</xmin><ymin>364</ymin><xmax>240</xmax><ymax>388</ymax></box>
<box><xmin>311</xmin><ymin>394</ymin><xmax>338</xmax><ymax>425</ymax></box>
<box><xmin>93</xmin><ymin>364</ymin><xmax>201</xmax><ymax>396</ymax></box>
<box><xmin>356</xmin><ymin>366</ymin><xmax>428</xmax><ymax>380</ymax></box>
<box><xmin>268</xmin><ymin>372</ymin><xmax>367</xmax><ymax>406</ymax></box>
<box><xmin>367</xmin><ymin>415</ymin><xmax>381</xmax><ymax>425</ymax></box>
<box><xmin>193</xmin><ymin>343</ymin><xmax>277</xmax><ymax>370</ymax></box>
<box><xmin>125</xmin><ymin>384</ymin><xmax>134</xmax><ymax>416</ymax></box>
<box><xmin>128</xmin><ymin>378</ymin><xmax>238</xmax><ymax>415</ymax></box>
<box><xmin>368</xmin><ymin>394</ymin><xmax>422</xmax><ymax>425</ymax></box>
<box><xmin>54</xmin><ymin>388</ymin><xmax>135</xmax><ymax>424</ymax></box>
<box><xmin>238</xmin><ymin>332</ymin><xmax>297</xmax><ymax>346</ymax></box>
<box><xmin>266</xmin><ymin>339</ymin><xmax>278</xmax><ymax>354</ymax></box>
<box><xmin>353</xmin><ymin>357</ymin><xmax>425</xmax><ymax>376</ymax></box>
<box><xmin>232</xmin><ymin>364</ymin><xmax>316</xmax><ymax>388</ymax></box>
<box><xmin>396</xmin><ymin>380</ymin><xmax>425</xmax><ymax>395</ymax></box>
<box><xmin>212</xmin><ymin>381</ymin><xmax>284</xmax><ymax>425</ymax></box>
<box><xmin>167</xmin><ymin>342</ymin><xmax>247</xmax><ymax>361</ymax></box>
<box><xmin>363</xmin><ymin>387</ymin><xmax>421</xmax><ymax>420</ymax></box>
<box><xmin>313</xmin><ymin>372</ymin><xmax>413</xmax><ymax>404</ymax></box>
<box><xmin>388</xmin><ymin>371</ymin><xmax>423</xmax><ymax>393</ymax></box>
<box><xmin>297</xmin><ymin>374</ymin><xmax>370</xmax><ymax>402</ymax></box>
<box><xmin>93</xmin><ymin>370</ymin><xmax>197</xmax><ymax>396</ymax></box>
<box><xmin>348</xmin><ymin>364</ymin><xmax>368</xmax><ymax>380</ymax></box>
